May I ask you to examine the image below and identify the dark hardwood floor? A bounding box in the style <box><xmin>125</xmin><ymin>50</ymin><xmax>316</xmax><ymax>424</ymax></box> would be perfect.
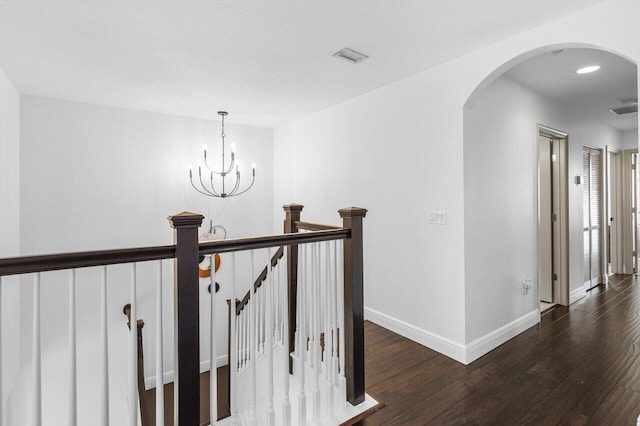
<box><xmin>360</xmin><ymin>274</ymin><xmax>640</xmax><ymax>425</ymax></box>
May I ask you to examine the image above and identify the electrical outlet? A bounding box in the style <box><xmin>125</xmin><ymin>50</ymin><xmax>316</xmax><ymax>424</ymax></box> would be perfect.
<box><xmin>521</xmin><ymin>279</ymin><xmax>532</xmax><ymax>295</ymax></box>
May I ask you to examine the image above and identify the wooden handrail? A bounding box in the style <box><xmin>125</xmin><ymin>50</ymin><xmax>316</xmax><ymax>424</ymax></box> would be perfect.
<box><xmin>0</xmin><ymin>229</ymin><xmax>348</xmax><ymax>277</ymax></box>
<box><xmin>0</xmin><ymin>245</ymin><xmax>175</xmax><ymax>277</ymax></box>
<box><xmin>294</xmin><ymin>221</ymin><xmax>342</xmax><ymax>231</ymax></box>
<box><xmin>233</xmin><ymin>246</ymin><xmax>284</xmax><ymax>315</ymax></box>
<box><xmin>199</xmin><ymin>228</ymin><xmax>349</xmax><ymax>255</ymax></box>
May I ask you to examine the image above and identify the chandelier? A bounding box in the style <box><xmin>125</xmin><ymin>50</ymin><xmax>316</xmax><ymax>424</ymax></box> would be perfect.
<box><xmin>189</xmin><ymin>111</ymin><xmax>255</xmax><ymax>198</ymax></box>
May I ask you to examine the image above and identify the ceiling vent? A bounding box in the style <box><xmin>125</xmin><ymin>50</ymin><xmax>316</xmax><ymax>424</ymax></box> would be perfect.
<box><xmin>333</xmin><ymin>48</ymin><xmax>369</xmax><ymax>64</ymax></box>
<box><xmin>609</xmin><ymin>99</ymin><xmax>638</xmax><ymax>115</ymax></box>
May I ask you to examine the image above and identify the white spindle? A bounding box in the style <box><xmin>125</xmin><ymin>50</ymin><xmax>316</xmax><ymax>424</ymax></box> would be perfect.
<box><xmin>248</xmin><ymin>251</ymin><xmax>257</xmax><ymax>425</ymax></box>
<box><xmin>0</xmin><ymin>277</ymin><xmax>3</xmax><ymax>426</ymax></box>
<box><xmin>331</xmin><ymin>241</ymin><xmax>339</xmax><ymax>385</ymax></box>
<box><xmin>311</xmin><ymin>244</ymin><xmax>321</xmax><ymax>420</ymax></box>
<box><xmin>100</xmin><ymin>267</ymin><xmax>110</xmax><ymax>426</ymax></box>
<box><xmin>210</xmin><ymin>255</ymin><xmax>218</xmax><ymax>425</ymax></box>
<box><xmin>266</xmin><ymin>251</ymin><xmax>275</xmax><ymax>426</ymax></box>
<box><xmin>337</xmin><ymin>242</ymin><xmax>347</xmax><ymax>406</ymax></box>
<box><xmin>229</xmin><ymin>252</ymin><xmax>238</xmax><ymax>424</ymax></box>
<box><xmin>258</xmin><ymin>286</ymin><xmax>264</xmax><ymax>356</ymax></box>
<box><xmin>281</xmin><ymin>252</ymin><xmax>291</xmax><ymax>426</ymax></box>
<box><xmin>155</xmin><ymin>261</ymin><xmax>164</xmax><ymax>426</ymax></box>
<box><xmin>323</xmin><ymin>242</ymin><xmax>335</xmax><ymax>417</ymax></box>
<box><xmin>68</xmin><ymin>270</ymin><xmax>77</xmax><ymax>426</ymax></box>
<box><xmin>298</xmin><ymin>245</ymin><xmax>307</xmax><ymax>426</ymax></box>
<box><xmin>32</xmin><ymin>273</ymin><xmax>42</xmax><ymax>426</ymax></box>
<box><xmin>129</xmin><ymin>264</ymin><xmax>138</xmax><ymax>426</ymax></box>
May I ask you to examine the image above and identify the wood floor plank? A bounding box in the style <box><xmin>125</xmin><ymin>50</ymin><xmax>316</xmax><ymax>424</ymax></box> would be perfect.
<box><xmin>360</xmin><ymin>274</ymin><xmax>640</xmax><ymax>425</ymax></box>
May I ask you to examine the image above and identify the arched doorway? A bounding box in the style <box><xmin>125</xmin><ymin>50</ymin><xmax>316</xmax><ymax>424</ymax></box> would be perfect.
<box><xmin>463</xmin><ymin>45</ymin><xmax>638</xmax><ymax>317</ymax></box>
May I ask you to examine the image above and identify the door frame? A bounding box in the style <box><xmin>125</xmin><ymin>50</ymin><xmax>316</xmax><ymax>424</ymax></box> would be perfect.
<box><xmin>536</xmin><ymin>124</ymin><xmax>569</xmax><ymax>307</ymax></box>
<box><xmin>605</xmin><ymin>146</ymin><xmax>623</xmax><ymax>276</ymax></box>
<box><xmin>623</xmin><ymin>149</ymin><xmax>638</xmax><ymax>274</ymax></box>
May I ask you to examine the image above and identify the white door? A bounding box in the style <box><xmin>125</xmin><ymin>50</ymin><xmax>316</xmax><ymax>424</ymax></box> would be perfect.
<box><xmin>583</xmin><ymin>147</ymin><xmax>603</xmax><ymax>289</ymax></box>
<box><xmin>606</xmin><ymin>149</ymin><xmax>622</xmax><ymax>275</ymax></box>
<box><xmin>538</xmin><ymin>137</ymin><xmax>553</xmax><ymax>302</ymax></box>
<box><xmin>632</xmin><ymin>152</ymin><xmax>639</xmax><ymax>273</ymax></box>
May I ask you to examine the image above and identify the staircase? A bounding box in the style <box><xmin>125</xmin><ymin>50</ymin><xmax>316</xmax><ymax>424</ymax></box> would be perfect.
<box><xmin>0</xmin><ymin>203</ymin><xmax>373</xmax><ymax>425</ymax></box>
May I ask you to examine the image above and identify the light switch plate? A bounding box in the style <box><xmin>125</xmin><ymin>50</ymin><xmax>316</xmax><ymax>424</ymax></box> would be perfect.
<box><xmin>428</xmin><ymin>210</ymin><xmax>447</xmax><ymax>225</ymax></box>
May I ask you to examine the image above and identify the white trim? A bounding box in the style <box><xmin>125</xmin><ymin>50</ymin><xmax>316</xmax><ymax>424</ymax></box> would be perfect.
<box><xmin>364</xmin><ymin>307</ymin><xmax>467</xmax><ymax>364</ymax></box>
<box><xmin>570</xmin><ymin>286</ymin><xmax>587</xmax><ymax>304</ymax></box>
<box><xmin>144</xmin><ymin>355</ymin><xmax>228</xmax><ymax>390</ymax></box>
<box><xmin>365</xmin><ymin>307</ymin><xmax>540</xmax><ymax>365</ymax></box>
<box><xmin>464</xmin><ymin>310</ymin><xmax>539</xmax><ymax>364</ymax></box>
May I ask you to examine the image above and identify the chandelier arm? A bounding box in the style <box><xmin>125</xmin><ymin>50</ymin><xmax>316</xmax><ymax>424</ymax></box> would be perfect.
<box><xmin>198</xmin><ymin>173</ymin><xmax>219</xmax><ymax>197</ymax></box>
<box><xmin>224</xmin><ymin>156</ymin><xmax>236</xmax><ymax>175</ymax></box>
<box><xmin>231</xmin><ymin>174</ymin><xmax>255</xmax><ymax>197</ymax></box>
<box><xmin>206</xmin><ymin>173</ymin><xmax>222</xmax><ymax>197</ymax></box>
<box><xmin>226</xmin><ymin>172</ymin><xmax>241</xmax><ymax>196</ymax></box>
<box><xmin>203</xmin><ymin>156</ymin><xmax>224</xmax><ymax>176</ymax></box>
<box><xmin>191</xmin><ymin>176</ymin><xmax>218</xmax><ymax>197</ymax></box>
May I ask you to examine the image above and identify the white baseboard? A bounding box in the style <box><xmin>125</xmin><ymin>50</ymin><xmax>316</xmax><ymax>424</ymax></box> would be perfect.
<box><xmin>570</xmin><ymin>286</ymin><xmax>587</xmax><ymax>304</ymax></box>
<box><xmin>365</xmin><ymin>307</ymin><xmax>539</xmax><ymax>365</ymax></box>
<box><xmin>364</xmin><ymin>307</ymin><xmax>467</xmax><ymax>364</ymax></box>
<box><xmin>144</xmin><ymin>355</ymin><xmax>228</xmax><ymax>390</ymax></box>
<box><xmin>464</xmin><ymin>310</ymin><xmax>539</xmax><ymax>364</ymax></box>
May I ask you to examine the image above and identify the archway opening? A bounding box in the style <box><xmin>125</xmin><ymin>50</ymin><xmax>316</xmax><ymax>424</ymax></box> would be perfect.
<box><xmin>463</xmin><ymin>45</ymin><xmax>638</xmax><ymax>343</ymax></box>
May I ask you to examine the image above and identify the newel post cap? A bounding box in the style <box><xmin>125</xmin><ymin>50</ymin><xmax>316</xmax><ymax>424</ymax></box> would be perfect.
<box><xmin>283</xmin><ymin>203</ymin><xmax>304</xmax><ymax>213</ymax></box>
<box><xmin>167</xmin><ymin>211</ymin><xmax>205</xmax><ymax>229</ymax></box>
<box><xmin>338</xmin><ymin>206</ymin><xmax>368</xmax><ymax>218</ymax></box>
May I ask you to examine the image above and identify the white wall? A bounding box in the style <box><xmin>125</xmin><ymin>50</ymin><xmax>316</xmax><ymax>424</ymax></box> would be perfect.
<box><xmin>622</xmin><ymin>129</ymin><xmax>638</xmax><ymax>150</ymax></box>
<box><xmin>464</xmin><ymin>75</ymin><xmax>625</xmax><ymax>346</ymax></box>
<box><xmin>0</xmin><ymin>63</ymin><xmax>21</xmax><ymax>418</ymax></box>
<box><xmin>19</xmin><ymin>96</ymin><xmax>274</xmax><ymax>424</ymax></box>
<box><xmin>274</xmin><ymin>0</ymin><xmax>640</xmax><ymax>363</ymax></box>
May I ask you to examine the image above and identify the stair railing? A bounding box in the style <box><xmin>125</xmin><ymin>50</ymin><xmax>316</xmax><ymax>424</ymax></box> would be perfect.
<box><xmin>0</xmin><ymin>203</ymin><xmax>366</xmax><ymax>426</ymax></box>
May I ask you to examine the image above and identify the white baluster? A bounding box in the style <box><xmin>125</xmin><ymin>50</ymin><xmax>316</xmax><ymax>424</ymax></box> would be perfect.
<box><xmin>129</xmin><ymin>264</ymin><xmax>138</xmax><ymax>426</ymax></box>
<box><xmin>0</xmin><ymin>277</ymin><xmax>3</xmax><ymax>426</ymax></box>
<box><xmin>322</xmin><ymin>242</ymin><xmax>335</xmax><ymax>418</ymax></box>
<box><xmin>229</xmin><ymin>252</ymin><xmax>238</xmax><ymax>424</ymax></box>
<box><xmin>100</xmin><ymin>267</ymin><xmax>110</xmax><ymax>426</ymax></box>
<box><xmin>68</xmin><ymin>270</ymin><xmax>77</xmax><ymax>426</ymax></box>
<box><xmin>33</xmin><ymin>273</ymin><xmax>42</xmax><ymax>426</ymax></box>
<box><xmin>281</xmin><ymin>252</ymin><xmax>291</xmax><ymax>426</ymax></box>
<box><xmin>155</xmin><ymin>261</ymin><xmax>164</xmax><ymax>426</ymax></box>
<box><xmin>337</xmin><ymin>242</ymin><xmax>347</xmax><ymax>406</ymax></box>
<box><xmin>331</xmin><ymin>241</ymin><xmax>339</xmax><ymax>386</ymax></box>
<box><xmin>258</xmin><ymin>284</ymin><xmax>264</xmax><ymax>356</ymax></box>
<box><xmin>210</xmin><ymin>255</ymin><xmax>218</xmax><ymax>425</ymax></box>
<box><xmin>297</xmin><ymin>245</ymin><xmax>307</xmax><ymax>426</ymax></box>
<box><xmin>266</xmin><ymin>251</ymin><xmax>275</xmax><ymax>426</ymax></box>
<box><xmin>248</xmin><ymin>251</ymin><xmax>257</xmax><ymax>425</ymax></box>
<box><xmin>274</xmin><ymin>256</ymin><xmax>281</xmax><ymax>343</ymax></box>
<box><xmin>241</xmin><ymin>309</ymin><xmax>246</xmax><ymax>371</ymax></box>
<box><xmin>311</xmin><ymin>244</ymin><xmax>321</xmax><ymax>420</ymax></box>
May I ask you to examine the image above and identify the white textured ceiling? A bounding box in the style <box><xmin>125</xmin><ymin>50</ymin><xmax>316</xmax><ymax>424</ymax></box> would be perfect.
<box><xmin>506</xmin><ymin>48</ymin><xmax>638</xmax><ymax>131</ymax></box>
<box><xmin>0</xmin><ymin>0</ymin><xmax>604</xmax><ymax>127</ymax></box>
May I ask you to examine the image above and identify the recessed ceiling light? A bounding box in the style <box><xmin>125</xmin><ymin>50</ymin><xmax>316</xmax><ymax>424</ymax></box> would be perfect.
<box><xmin>576</xmin><ymin>65</ymin><xmax>601</xmax><ymax>74</ymax></box>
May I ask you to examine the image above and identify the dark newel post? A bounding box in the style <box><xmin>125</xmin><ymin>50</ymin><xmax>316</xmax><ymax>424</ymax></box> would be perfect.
<box><xmin>168</xmin><ymin>211</ymin><xmax>204</xmax><ymax>426</ymax></box>
<box><xmin>283</xmin><ymin>203</ymin><xmax>303</xmax><ymax>373</ymax></box>
<box><xmin>339</xmin><ymin>206</ymin><xmax>367</xmax><ymax>406</ymax></box>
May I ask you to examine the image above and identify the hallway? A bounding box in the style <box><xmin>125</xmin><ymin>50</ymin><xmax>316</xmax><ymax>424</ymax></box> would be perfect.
<box><xmin>361</xmin><ymin>274</ymin><xmax>640</xmax><ymax>425</ymax></box>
